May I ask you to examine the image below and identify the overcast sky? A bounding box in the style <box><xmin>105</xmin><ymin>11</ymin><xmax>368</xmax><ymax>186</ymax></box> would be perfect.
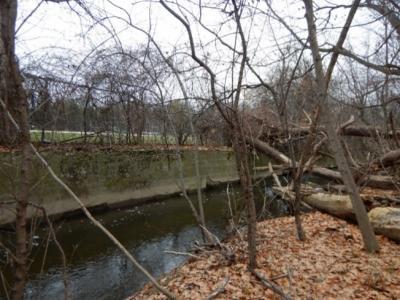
<box><xmin>16</xmin><ymin>0</ymin><xmax>384</xmax><ymax>87</ymax></box>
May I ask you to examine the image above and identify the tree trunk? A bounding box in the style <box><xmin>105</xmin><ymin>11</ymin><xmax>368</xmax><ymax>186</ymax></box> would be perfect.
<box><xmin>303</xmin><ymin>0</ymin><xmax>379</xmax><ymax>253</ymax></box>
<box><xmin>0</xmin><ymin>1</ymin><xmax>32</xmax><ymax>298</ymax></box>
<box><xmin>232</xmin><ymin>119</ymin><xmax>257</xmax><ymax>270</ymax></box>
<box><xmin>0</xmin><ymin>0</ymin><xmax>20</xmax><ymax>146</ymax></box>
<box><xmin>290</xmin><ymin>108</ymin><xmax>321</xmax><ymax>241</ymax></box>
<box><xmin>40</xmin><ymin>127</ymin><xmax>45</xmax><ymax>143</ymax></box>
<box><xmin>125</xmin><ymin>100</ymin><xmax>132</xmax><ymax>144</ymax></box>
<box><xmin>13</xmin><ymin>142</ymin><xmax>31</xmax><ymax>300</ymax></box>
<box><xmin>83</xmin><ymin>88</ymin><xmax>91</xmax><ymax>144</ymax></box>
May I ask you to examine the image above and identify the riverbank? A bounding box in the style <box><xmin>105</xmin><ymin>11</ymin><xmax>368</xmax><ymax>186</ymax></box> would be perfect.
<box><xmin>0</xmin><ymin>143</ymin><xmax>233</xmax><ymax>153</ymax></box>
<box><xmin>131</xmin><ymin>211</ymin><xmax>400</xmax><ymax>299</ymax></box>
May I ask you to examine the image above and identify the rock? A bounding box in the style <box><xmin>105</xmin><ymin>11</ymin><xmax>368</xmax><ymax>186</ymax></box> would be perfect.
<box><xmin>368</xmin><ymin>207</ymin><xmax>400</xmax><ymax>242</ymax></box>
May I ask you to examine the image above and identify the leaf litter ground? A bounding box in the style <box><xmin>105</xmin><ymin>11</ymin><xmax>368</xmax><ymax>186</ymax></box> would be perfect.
<box><xmin>131</xmin><ymin>211</ymin><xmax>400</xmax><ymax>299</ymax></box>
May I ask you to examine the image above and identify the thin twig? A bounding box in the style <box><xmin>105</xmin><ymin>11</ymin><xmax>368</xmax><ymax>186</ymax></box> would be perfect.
<box><xmin>206</xmin><ymin>277</ymin><xmax>230</xmax><ymax>300</ymax></box>
<box><xmin>199</xmin><ymin>225</ymin><xmax>235</xmax><ymax>262</ymax></box>
<box><xmin>270</xmin><ymin>273</ymin><xmax>289</xmax><ymax>281</ymax></box>
<box><xmin>0</xmin><ymin>271</ymin><xmax>10</xmax><ymax>300</ymax></box>
<box><xmin>252</xmin><ymin>269</ymin><xmax>292</xmax><ymax>300</ymax></box>
<box><xmin>32</xmin><ymin>204</ymin><xmax>69</xmax><ymax>300</ymax></box>
<box><xmin>268</xmin><ymin>162</ymin><xmax>282</xmax><ymax>188</ymax></box>
<box><xmin>164</xmin><ymin>250</ymin><xmax>201</xmax><ymax>260</ymax></box>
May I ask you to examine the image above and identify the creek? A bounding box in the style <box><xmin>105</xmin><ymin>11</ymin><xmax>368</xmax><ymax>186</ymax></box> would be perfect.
<box><xmin>1</xmin><ymin>182</ymin><xmax>289</xmax><ymax>300</ymax></box>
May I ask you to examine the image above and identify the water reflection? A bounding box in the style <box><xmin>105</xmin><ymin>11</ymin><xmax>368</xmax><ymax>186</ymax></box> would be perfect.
<box><xmin>4</xmin><ymin>185</ymin><xmax>288</xmax><ymax>300</ymax></box>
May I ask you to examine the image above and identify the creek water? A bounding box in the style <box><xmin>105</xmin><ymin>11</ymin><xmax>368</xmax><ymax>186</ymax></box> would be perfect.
<box><xmin>1</xmin><ymin>184</ymin><xmax>289</xmax><ymax>300</ymax></box>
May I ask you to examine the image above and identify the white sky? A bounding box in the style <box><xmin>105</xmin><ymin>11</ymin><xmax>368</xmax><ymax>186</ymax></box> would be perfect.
<box><xmin>16</xmin><ymin>0</ymin><xmax>385</xmax><ymax>88</ymax></box>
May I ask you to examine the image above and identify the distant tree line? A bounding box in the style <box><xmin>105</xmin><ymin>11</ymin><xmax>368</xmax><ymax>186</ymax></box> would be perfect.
<box><xmin>21</xmin><ymin>47</ymin><xmax>228</xmax><ymax>145</ymax></box>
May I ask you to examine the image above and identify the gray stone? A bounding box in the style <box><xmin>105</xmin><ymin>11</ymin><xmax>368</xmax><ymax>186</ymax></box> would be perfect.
<box><xmin>368</xmin><ymin>207</ymin><xmax>400</xmax><ymax>242</ymax></box>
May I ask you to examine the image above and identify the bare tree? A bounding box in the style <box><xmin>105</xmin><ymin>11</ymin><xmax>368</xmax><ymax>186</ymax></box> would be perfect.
<box><xmin>159</xmin><ymin>0</ymin><xmax>259</xmax><ymax>269</ymax></box>
<box><xmin>303</xmin><ymin>0</ymin><xmax>379</xmax><ymax>252</ymax></box>
<box><xmin>0</xmin><ymin>1</ymin><xmax>178</xmax><ymax>298</ymax></box>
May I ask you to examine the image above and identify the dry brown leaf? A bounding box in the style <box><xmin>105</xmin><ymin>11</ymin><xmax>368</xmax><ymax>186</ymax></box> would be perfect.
<box><xmin>130</xmin><ymin>212</ymin><xmax>400</xmax><ymax>300</ymax></box>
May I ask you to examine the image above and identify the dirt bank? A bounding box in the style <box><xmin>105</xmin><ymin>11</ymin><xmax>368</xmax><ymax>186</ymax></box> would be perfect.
<box><xmin>132</xmin><ymin>211</ymin><xmax>400</xmax><ymax>299</ymax></box>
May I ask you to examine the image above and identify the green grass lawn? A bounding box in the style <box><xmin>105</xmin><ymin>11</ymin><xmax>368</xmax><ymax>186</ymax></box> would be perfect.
<box><xmin>30</xmin><ymin>130</ymin><xmax>181</xmax><ymax>144</ymax></box>
<box><xmin>30</xmin><ymin>130</ymin><xmax>85</xmax><ymax>142</ymax></box>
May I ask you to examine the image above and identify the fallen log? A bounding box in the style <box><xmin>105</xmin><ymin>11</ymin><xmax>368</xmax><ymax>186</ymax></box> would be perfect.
<box><xmin>273</xmin><ymin>186</ymin><xmax>354</xmax><ymax>219</ymax></box>
<box><xmin>342</xmin><ymin>126</ymin><xmax>400</xmax><ymax>139</ymax></box>
<box><xmin>327</xmin><ymin>185</ymin><xmax>400</xmax><ymax>204</ymax></box>
<box><xmin>303</xmin><ymin>193</ymin><xmax>354</xmax><ymax>218</ymax></box>
<box><xmin>250</xmin><ymin>137</ymin><xmax>399</xmax><ymax>189</ymax></box>
<box><xmin>253</xmin><ymin>164</ymin><xmax>286</xmax><ymax>172</ymax></box>
<box><xmin>273</xmin><ymin>185</ymin><xmax>400</xmax><ymax>215</ymax></box>
<box><xmin>311</xmin><ymin>167</ymin><xmax>342</xmax><ymax>181</ymax></box>
<box><xmin>312</xmin><ymin>166</ymin><xmax>397</xmax><ymax>189</ymax></box>
<box><xmin>261</xmin><ymin>125</ymin><xmax>400</xmax><ymax>140</ymax></box>
<box><xmin>250</xmin><ymin>138</ymin><xmax>291</xmax><ymax>165</ymax></box>
<box><xmin>359</xmin><ymin>175</ymin><xmax>398</xmax><ymax>189</ymax></box>
<box><xmin>372</xmin><ymin>148</ymin><xmax>400</xmax><ymax>168</ymax></box>
<box><xmin>273</xmin><ymin>186</ymin><xmax>400</xmax><ymax>242</ymax></box>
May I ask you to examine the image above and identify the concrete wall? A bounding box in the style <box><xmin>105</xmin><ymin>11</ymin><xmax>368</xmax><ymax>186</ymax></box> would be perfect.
<box><xmin>0</xmin><ymin>149</ymin><xmax>270</xmax><ymax>225</ymax></box>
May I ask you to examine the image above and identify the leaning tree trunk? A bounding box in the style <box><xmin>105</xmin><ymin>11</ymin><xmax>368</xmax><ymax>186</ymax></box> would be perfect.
<box><xmin>0</xmin><ymin>1</ymin><xmax>32</xmax><ymax>299</ymax></box>
<box><xmin>303</xmin><ymin>0</ymin><xmax>379</xmax><ymax>253</ymax></box>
